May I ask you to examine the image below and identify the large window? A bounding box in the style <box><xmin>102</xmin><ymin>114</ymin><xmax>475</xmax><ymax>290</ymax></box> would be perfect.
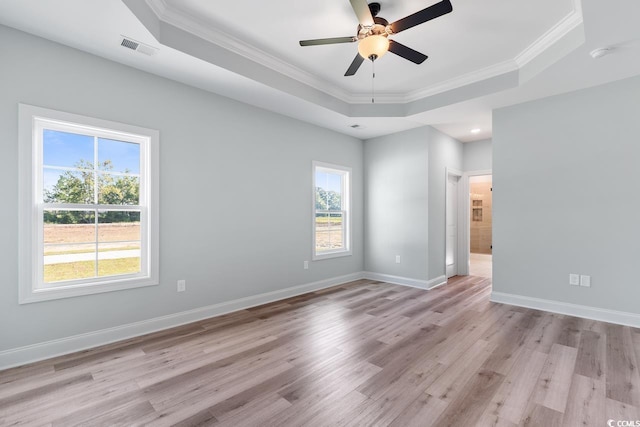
<box><xmin>19</xmin><ymin>104</ymin><xmax>159</xmax><ymax>303</ymax></box>
<box><xmin>313</xmin><ymin>161</ymin><xmax>351</xmax><ymax>260</ymax></box>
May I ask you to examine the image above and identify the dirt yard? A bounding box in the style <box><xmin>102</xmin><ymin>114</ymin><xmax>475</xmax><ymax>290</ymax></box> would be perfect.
<box><xmin>315</xmin><ymin>224</ymin><xmax>344</xmax><ymax>251</ymax></box>
<box><xmin>44</xmin><ymin>222</ymin><xmax>141</xmax><ymax>244</ymax></box>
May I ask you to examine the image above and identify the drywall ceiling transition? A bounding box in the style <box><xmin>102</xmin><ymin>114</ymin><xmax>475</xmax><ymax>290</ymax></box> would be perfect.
<box><xmin>0</xmin><ymin>0</ymin><xmax>638</xmax><ymax>141</ymax></box>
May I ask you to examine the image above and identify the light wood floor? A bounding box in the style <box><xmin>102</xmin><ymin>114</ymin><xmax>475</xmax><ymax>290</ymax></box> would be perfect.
<box><xmin>470</xmin><ymin>253</ymin><xmax>492</xmax><ymax>278</ymax></box>
<box><xmin>2</xmin><ymin>276</ymin><xmax>640</xmax><ymax>426</ymax></box>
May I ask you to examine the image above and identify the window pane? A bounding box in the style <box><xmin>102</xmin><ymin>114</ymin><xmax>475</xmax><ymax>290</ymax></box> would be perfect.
<box><xmin>44</xmin><ymin>210</ymin><xmax>95</xmax><ymax>244</ymax></box>
<box><xmin>315</xmin><ymin>171</ymin><xmax>342</xmax><ymax>211</ymax></box>
<box><xmin>315</xmin><ymin>212</ymin><xmax>329</xmax><ymax>230</ymax></box>
<box><xmin>98</xmin><ymin>138</ymin><xmax>140</xmax><ymax>174</ymax></box>
<box><xmin>43</xmin><ymin>129</ymin><xmax>94</xmax><ymax>169</ymax></box>
<box><xmin>43</xmin><ymin>243</ymin><xmax>96</xmax><ymax>283</ymax></box>
<box><xmin>316</xmin><ymin>170</ymin><xmax>343</xmax><ymax>193</ymax></box>
<box><xmin>315</xmin><ymin>186</ymin><xmax>327</xmax><ymax>210</ymax></box>
<box><xmin>315</xmin><ymin>212</ymin><xmax>345</xmax><ymax>252</ymax></box>
<box><xmin>98</xmin><ymin>242</ymin><xmax>141</xmax><ymax>277</ymax></box>
<box><xmin>98</xmin><ymin>211</ymin><xmax>141</xmax><ymax>242</ymax></box>
<box><xmin>316</xmin><ymin>231</ymin><xmax>344</xmax><ymax>252</ymax></box>
<box><xmin>98</xmin><ymin>173</ymin><xmax>140</xmax><ymax>205</ymax></box>
<box><xmin>43</xmin><ymin>169</ymin><xmax>95</xmax><ymax>204</ymax></box>
<box><xmin>329</xmin><ymin>212</ymin><xmax>343</xmax><ymax>228</ymax></box>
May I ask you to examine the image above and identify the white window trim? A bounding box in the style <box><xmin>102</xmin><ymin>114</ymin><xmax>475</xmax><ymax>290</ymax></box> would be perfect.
<box><xmin>18</xmin><ymin>104</ymin><xmax>159</xmax><ymax>304</ymax></box>
<box><xmin>312</xmin><ymin>161</ymin><xmax>352</xmax><ymax>261</ymax></box>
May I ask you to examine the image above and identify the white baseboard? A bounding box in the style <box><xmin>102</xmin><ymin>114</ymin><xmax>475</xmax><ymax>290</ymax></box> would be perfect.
<box><xmin>427</xmin><ymin>275</ymin><xmax>448</xmax><ymax>289</ymax></box>
<box><xmin>491</xmin><ymin>291</ymin><xmax>640</xmax><ymax>329</ymax></box>
<box><xmin>363</xmin><ymin>271</ymin><xmax>430</xmax><ymax>289</ymax></box>
<box><xmin>0</xmin><ymin>272</ymin><xmax>364</xmax><ymax>371</ymax></box>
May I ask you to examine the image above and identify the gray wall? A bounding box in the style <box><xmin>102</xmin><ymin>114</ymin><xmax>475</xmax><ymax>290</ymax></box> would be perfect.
<box><xmin>463</xmin><ymin>138</ymin><xmax>492</xmax><ymax>171</ymax></box>
<box><xmin>0</xmin><ymin>25</ymin><xmax>364</xmax><ymax>351</ymax></box>
<box><xmin>427</xmin><ymin>128</ymin><xmax>463</xmax><ymax>280</ymax></box>
<box><xmin>364</xmin><ymin>126</ymin><xmax>462</xmax><ymax>282</ymax></box>
<box><xmin>493</xmin><ymin>74</ymin><xmax>640</xmax><ymax>314</ymax></box>
<box><xmin>363</xmin><ymin>127</ymin><xmax>430</xmax><ymax>280</ymax></box>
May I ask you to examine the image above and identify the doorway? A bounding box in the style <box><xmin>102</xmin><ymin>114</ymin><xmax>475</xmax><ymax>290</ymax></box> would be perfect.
<box><xmin>469</xmin><ymin>174</ymin><xmax>492</xmax><ymax>278</ymax></box>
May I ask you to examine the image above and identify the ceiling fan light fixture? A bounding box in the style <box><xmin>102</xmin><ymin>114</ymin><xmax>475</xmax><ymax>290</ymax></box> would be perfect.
<box><xmin>358</xmin><ymin>35</ymin><xmax>389</xmax><ymax>60</ymax></box>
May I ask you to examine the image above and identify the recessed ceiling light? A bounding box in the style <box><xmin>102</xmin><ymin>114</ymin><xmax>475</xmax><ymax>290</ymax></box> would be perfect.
<box><xmin>470</xmin><ymin>128</ymin><xmax>481</xmax><ymax>134</ymax></box>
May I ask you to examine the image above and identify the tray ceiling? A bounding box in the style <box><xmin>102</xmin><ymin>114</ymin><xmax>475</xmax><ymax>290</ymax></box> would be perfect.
<box><xmin>1</xmin><ymin>0</ymin><xmax>639</xmax><ymax>141</ymax></box>
<box><xmin>138</xmin><ymin>0</ymin><xmax>581</xmax><ymax>106</ymax></box>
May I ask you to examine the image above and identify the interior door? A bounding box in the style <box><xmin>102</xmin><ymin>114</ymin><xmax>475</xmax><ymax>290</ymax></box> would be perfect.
<box><xmin>446</xmin><ymin>174</ymin><xmax>459</xmax><ymax>278</ymax></box>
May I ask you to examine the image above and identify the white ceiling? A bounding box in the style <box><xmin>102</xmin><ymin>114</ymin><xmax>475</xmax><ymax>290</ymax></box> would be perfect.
<box><xmin>0</xmin><ymin>0</ymin><xmax>639</xmax><ymax>142</ymax></box>
<box><xmin>157</xmin><ymin>0</ymin><xmax>573</xmax><ymax>95</ymax></box>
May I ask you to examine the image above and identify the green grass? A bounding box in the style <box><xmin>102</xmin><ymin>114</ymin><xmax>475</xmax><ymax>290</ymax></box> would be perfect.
<box><xmin>44</xmin><ymin>245</ymin><xmax>140</xmax><ymax>256</ymax></box>
<box><xmin>315</xmin><ymin>217</ymin><xmax>343</xmax><ymax>225</ymax></box>
<box><xmin>44</xmin><ymin>258</ymin><xmax>140</xmax><ymax>283</ymax></box>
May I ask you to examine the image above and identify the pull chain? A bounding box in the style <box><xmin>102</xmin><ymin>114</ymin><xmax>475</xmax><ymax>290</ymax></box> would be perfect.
<box><xmin>371</xmin><ymin>59</ymin><xmax>376</xmax><ymax>104</ymax></box>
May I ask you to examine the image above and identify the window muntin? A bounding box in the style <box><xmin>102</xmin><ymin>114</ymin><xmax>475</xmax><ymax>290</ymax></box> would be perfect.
<box><xmin>313</xmin><ymin>162</ymin><xmax>351</xmax><ymax>259</ymax></box>
<box><xmin>19</xmin><ymin>105</ymin><xmax>158</xmax><ymax>303</ymax></box>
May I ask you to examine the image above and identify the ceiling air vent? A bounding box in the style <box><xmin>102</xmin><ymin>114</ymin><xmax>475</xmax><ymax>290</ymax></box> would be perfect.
<box><xmin>350</xmin><ymin>124</ymin><xmax>362</xmax><ymax>129</ymax></box>
<box><xmin>120</xmin><ymin>36</ymin><xmax>157</xmax><ymax>57</ymax></box>
<box><xmin>120</xmin><ymin>38</ymin><xmax>139</xmax><ymax>51</ymax></box>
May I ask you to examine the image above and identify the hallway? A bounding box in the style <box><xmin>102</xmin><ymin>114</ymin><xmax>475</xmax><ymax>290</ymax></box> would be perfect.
<box><xmin>469</xmin><ymin>252</ymin><xmax>492</xmax><ymax>278</ymax></box>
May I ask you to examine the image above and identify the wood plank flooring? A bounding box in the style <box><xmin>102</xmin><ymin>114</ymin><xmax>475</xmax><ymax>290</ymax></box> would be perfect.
<box><xmin>2</xmin><ymin>276</ymin><xmax>640</xmax><ymax>426</ymax></box>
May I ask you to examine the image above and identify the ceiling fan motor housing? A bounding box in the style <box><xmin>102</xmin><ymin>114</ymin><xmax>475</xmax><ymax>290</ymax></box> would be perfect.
<box><xmin>358</xmin><ymin>16</ymin><xmax>390</xmax><ymax>39</ymax></box>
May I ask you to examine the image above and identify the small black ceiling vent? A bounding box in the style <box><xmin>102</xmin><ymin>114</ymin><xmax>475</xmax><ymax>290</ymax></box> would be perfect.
<box><xmin>120</xmin><ymin>36</ymin><xmax>157</xmax><ymax>57</ymax></box>
<box><xmin>120</xmin><ymin>38</ymin><xmax>139</xmax><ymax>51</ymax></box>
<box><xmin>350</xmin><ymin>124</ymin><xmax>361</xmax><ymax>129</ymax></box>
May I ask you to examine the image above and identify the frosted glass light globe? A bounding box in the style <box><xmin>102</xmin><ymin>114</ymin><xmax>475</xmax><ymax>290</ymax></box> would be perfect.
<box><xmin>358</xmin><ymin>35</ymin><xmax>390</xmax><ymax>60</ymax></box>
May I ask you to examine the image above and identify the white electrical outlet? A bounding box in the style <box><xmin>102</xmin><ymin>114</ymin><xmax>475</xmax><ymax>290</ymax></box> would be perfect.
<box><xmin>395</xmin><ymin>255</ymin><xmax>401</xmax><ymax>264</ymax></box>
<box><xmin>303</xmin><ymin>261</ymin><xmax>309</xmax><ymax>270</ymax></box>
<box><xmin>569</xmin><ymin>274</ymin><xmax>580</xmax><ymax>286</ymax></box>
<box><xmin>580</xmin><ymin>275</ymin><xmax>591</xmax><ymax>287</ymax></box>
<box><xmin>177</xmin><ymin>280</ymin><xmax>186</xmax><ymax>292</ymax></box>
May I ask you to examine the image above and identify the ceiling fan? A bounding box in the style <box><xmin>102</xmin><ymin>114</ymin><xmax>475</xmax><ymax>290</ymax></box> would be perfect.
<box><xmin>299</xmin><ymin>0</ymin><xmax>453</xmax><ymax>76</ymax></box>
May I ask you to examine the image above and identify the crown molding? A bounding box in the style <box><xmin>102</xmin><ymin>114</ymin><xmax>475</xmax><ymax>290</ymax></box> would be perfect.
<box><xmin>403</xmin><ymin>59</ymin><xmax>519</xmax><ymax>103</ymax></box>
<box><xmin>144</xmin><ymin>0</ymin><xmax>583</xmax><ymax>106</ymax></box>
<box><xmin>343</xmin><ymin>59</ymin><xmax>518</xmax><ymax>104</ymax></box>
<box><xmin>145</xmin><ymin>0</ymin><xmax>167</xmax><ymax>18</ymax></box>
<box><xmin>145</xmin><ymin>0</ymin><xmax>354</xmax><ymax>103</ymax></box>
<box><xmin>515</xmin><ymin>3</ymin><xmax>583</xmax><ymax>67</ymax></box>
<box><xmin>344</xmin><ymin>92</ymin><xmax>410</xmax><ymax>104</ymax></box>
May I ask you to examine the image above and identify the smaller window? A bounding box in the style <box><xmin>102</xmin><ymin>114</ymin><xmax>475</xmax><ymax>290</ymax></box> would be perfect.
<box><xmin>313</xmin><ymin>161</ymin><xmax>351</xmax><ymax>260</ymax></box>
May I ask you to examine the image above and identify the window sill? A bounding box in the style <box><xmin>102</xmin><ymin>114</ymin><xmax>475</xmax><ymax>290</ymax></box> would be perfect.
<box><xmin>312</xmin><ymin>250</ymin><xmax>352</xmax><ymax>261</ymax></box>
<box><xmin>19</xmin><ymin>276</ymin><xmax>158</xmax><ymax>304</ymax></box>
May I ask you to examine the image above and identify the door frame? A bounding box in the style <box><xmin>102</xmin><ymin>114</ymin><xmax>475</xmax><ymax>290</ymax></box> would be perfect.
<box><xmin>445</xmin><ymin>168</ymin><xmax>463</xmax><ymax>278</ymax></box>
<box><xmin>459</xmin><ymin>169</ymin><xmax>492</xmax><ymax>276</ymax></box>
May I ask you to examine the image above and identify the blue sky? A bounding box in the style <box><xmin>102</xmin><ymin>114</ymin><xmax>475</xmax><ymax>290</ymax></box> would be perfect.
<box><xmin>43</xmin><ymin>130</ymin><xmax>93</xmax><ymax>168</ymax></box>
<box><xmin>43</xmin><ymin>130</ymin><xmax>140</xmax><ymax>173</ymax></box>
<box><xmin>316</xmin><ymin>171</ymin><xmax>342</xmax><ymax>193</ymax></box>
<box><xmin>43</xmin><ymin>130</ymin><xmax>141</xmax><ymax>194</ymax></box>
<box><xmin>98</xmin><ymin>138</ymin><xmax>140</xmax><ymax>174</ymax></box>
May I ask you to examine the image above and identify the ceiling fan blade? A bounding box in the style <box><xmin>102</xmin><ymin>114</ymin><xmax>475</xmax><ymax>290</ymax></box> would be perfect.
<box><xmin>388</xmin><ymin>40</ymin><xmax>428</xmax><ymax>64</ymax></box>
<box><xmin>349</xmin><ymin>0</ymin><xmax>374</xmax><ymax>27</ymax></box>
<box><xmin>300</xmin><ymin>36</ymin><xmax>357</xmax><ymax>46</ymax></box>
<box><xmin>390</xmin><ymin>0</ymin><xmax>452</xmax><ymax>34</ymax></box>
<box><xmin>345</xmin><ymin>54</ymin><xmax>365</xmax><ymax>76</ymax></box>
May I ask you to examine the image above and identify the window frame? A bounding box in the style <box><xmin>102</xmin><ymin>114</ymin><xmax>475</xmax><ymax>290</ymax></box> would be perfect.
<box><xmin>312</xmin><ymin>161</ymin><xmax>352</xmax><ymax>260</ymax></box>
<box><xmin>19</xmin><ymin>104</ymin><xmax>159</xmax><ymax>304</ymax></box>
